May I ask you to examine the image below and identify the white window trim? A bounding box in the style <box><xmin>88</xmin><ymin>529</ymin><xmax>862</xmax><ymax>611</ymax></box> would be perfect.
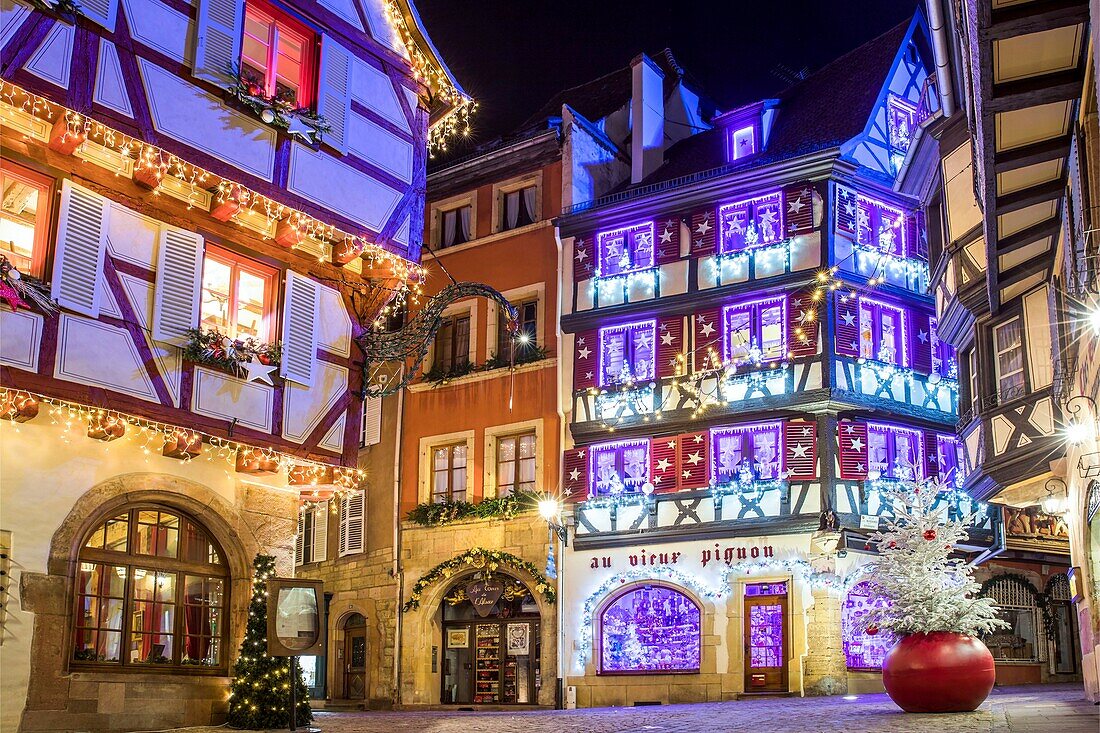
<box><xmin>485</xmin><ymin>283</ymin><xmax>546</xmax><ymax>359</ymax></box>
<box><xmin>429</xmin><ymin>191</ymin><xmax>477</xmax><ymax>249</ymax></box>
<box><xmin>993</xmin><ymin>317</ymin><xmax>1025</xmax><ymax>396</ymax></box>
<box><xmin>484</xmin><ymin>418</ymin><xmax>544</xmax><ymax>500</ymax></box>
<box><xmin>423</xmin><ymin>299</ymin><xmax>479</xmax><ymax>374</ymax></box>
<box><xmin>418</xmin><ymin>429</ymin><xmax>476</xmax><ymax>504</ymax></box>
<box><xmin>490</xmin><ymin>171</ymin><xmax>543</xmax><ymax>235</ymax></box>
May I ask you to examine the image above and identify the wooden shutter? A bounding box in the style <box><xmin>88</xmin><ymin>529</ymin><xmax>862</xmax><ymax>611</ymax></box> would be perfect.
<box><xmin>563</xmin><ymin>446</ymin><xmax>589</xmax><ymax>500</ymax></box>
<box><xmin>910</xmin><ymin>309</ymin><xmax>934</xmax><ymax>375</ymax></box>
<box><xmin>361</xmin><ymin>396</ymin><xmax>382</xmax><ymax>447</ymax></box>
<box><xmin>80</xmin><ymin>0</ymin><xmax>119</xmax><ymax>31</ymax></box>
<box><xmin>838</xmin><ymin>420</ymin><xmax>869</xmax><ymax>480</ymax></box>
<box><xmin>689</xmin><ymin>209</ymin><xmax>716</xmax><ymax>256</ymax></box>
<box><xmin>922</xmin><ymin>430</ymin><xmax>940</xmax><ymax>480</ymax></box>
<box><xmin>834</xmin><ymin>296</ymin><xmax>860</xmax><ymax>359</ymax></box>
<box><xmin>193</xmin><ymin>0</ymin><xmax>244</xmax><ymax>86</ymax></box>
<box><xmin>317</xmin><ymin>35</ymin><xmax>353</xmax><ymax>154</ymax></box>
<box><xmin>650</xmin><ymin>436</ymin><xmax>680</xmax><ymax>493</ymax></box>
<box><xmin>906</xmin><ymin>211</ymin><xmax>927</xmax><ymax>260</ymax></box>
<box><xmin>657</xmin><ymin>315</ymin><xmax>684</xmax><ymax>378</ymax></box>
<box><xmin>339</xmin><ymin>490</ymin><xmax>365</xmax><ymax>556</ymax></box>
<box><xmin>783</xmin><ymin>182</ymin><xmax>815</xmax><ymax>235</ymax></box>
<box><xmin>678</xmin><ymin>431</ymin><xmax>709</xmax><ymax>490</ymax></box>
<box><xmin>295</xmin><ymin>509</ymin><xmax>305</xmax><ymax>566</ymax></box>
<box><xmin>573</xmin><ymin>330</ymin><xmax>597</xmax><ymax>391</ymax></box>
<box><xmin>281</xmin><ymin>271</ymin><xmax>320</xmax><ymax>386</ymax></box>
<box><xmin>152</xmin><ymin>226</ymin><xmax>204</xmax><ymax>345</ymax></box>
<box><xmin>655</xmin><ymin>217</ymin><xmax>681</xmax><ymax>264</ymax></box>
<box><xmin>787</xmin><ymin>289</ymin><xmax>818</xmax><ymax>358</ymax></box>
<box><xmin>52</xmin><ymin>180</ymin><xmax>109</xmax><ymax>317</ymax></box>
<box><xmin>784</xmin><ymin>420</ymin><xmax>817</xmax><ymax>480</ymax></box>
<box><xmin>693</xmin><ymin>307</ymin><xmax>722</xmax><ymax>372</ymax></box>
<box><xmin>836</xmin><ymin>185</ymin><xmax>857</xmax><ymax>235</ymax></box>
<box><xmin>573</xmin><ymin>236</ymin><xmax>595</xmax><ymax>281</ymax></box>
<box><xmin>311</xmin><ymin>501</ymin><xmax>328</xmax><ymax>563</ymax></box>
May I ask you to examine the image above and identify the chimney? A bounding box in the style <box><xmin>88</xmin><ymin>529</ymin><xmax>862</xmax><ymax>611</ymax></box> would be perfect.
<box><xmin>630</xmin><ymin>53</ymin><xmax>665</xmax><ymax>184</ymax></box>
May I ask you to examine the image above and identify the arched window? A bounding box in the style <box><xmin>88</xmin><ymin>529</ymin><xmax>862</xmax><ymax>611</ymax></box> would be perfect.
<box><xmin>599</xmin><ymin>584</ymin><xmax>700</xmax><ymax>674</ymax></box>
<box><xmin>981</xmin><ymin>575</ymin><xmax>1042</xmax><ymax>663</ymax></box>
<box><xmin>73</xmin><ymin>506</ymin><xmax>228</xmax><ymax>671</ymax></box>
<box><xmin>842</xmin><ymin>580</ymin><xmax>895</xmax><ymax>670</ymax></box>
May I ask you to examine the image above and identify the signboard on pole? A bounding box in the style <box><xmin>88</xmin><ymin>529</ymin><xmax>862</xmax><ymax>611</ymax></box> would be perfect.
<box><xmin>266</xmin><ymin>578</ymin><xmax>325</xmax><ymax>657</ymax></box>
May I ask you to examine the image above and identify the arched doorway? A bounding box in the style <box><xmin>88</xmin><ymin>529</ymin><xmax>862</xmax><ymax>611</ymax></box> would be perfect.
<box><xmin>1046</xmin><ymin>574</ymin><xmax>1081</xmax><ymax>676</ymax></box>
<box><xmin>342</xmin><ymin>613</ymin><xmax>367</xmax><ymax>700</ymax></box>
<box><xmin>440</xmin><ymin>573</ymin><xmax>540</xmax><ymax>704</ymax></box>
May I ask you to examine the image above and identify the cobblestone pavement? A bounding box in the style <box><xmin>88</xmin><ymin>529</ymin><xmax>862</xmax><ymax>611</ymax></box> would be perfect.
<box><xmin>185</xmin><ymin>684</ymin><xmax>1096</xmax><ymax>733</ymax></box>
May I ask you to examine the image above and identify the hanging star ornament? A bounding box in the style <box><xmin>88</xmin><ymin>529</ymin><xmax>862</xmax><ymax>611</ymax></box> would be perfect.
<box><xmin>286</xmin><ymin>115</ymin><xmax>318</xmax><ymax>143</ymax></box>
<box><xmin>243</xmin><ymin>355</ymin><xmax>277</xmax><ymax>385</ymax></box>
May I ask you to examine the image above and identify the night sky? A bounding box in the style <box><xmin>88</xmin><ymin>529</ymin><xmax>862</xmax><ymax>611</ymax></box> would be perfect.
<box><xmin>417</xmin><ymin>0</ymin><xmax>919</xmax><ymax>159</ymax></box>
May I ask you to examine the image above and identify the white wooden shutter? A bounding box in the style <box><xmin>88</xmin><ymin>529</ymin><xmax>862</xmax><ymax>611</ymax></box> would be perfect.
<box><xmin>295</xmin><ymin>509</ymin><xmax>305</xmax><ymax>566</ymax></box>
<box><xmin>152</xmin><ymin>226</ymin><xmax>204</xmax><ymax>345</ymax></box>
<box><xmin>361</xmin><ymin>396</ymin><xmax>382</xmax><ymax>447</ymax></box>
<box><xmin>312</xmin><ymin>501</ymin><xmax>328</xmax><ymax>563</ymax></box>
<box><xmin>193</xmin><ymin>0</ymin><xmax>245</xmax><ymax>86</ymax></box>
<box><xmin>280</xmin><ymin>271</ymin><xmax>320</xmax><ymax>386</ymax></box>
<box><xmin>339</xmin><ymin>490</ymin><xmax>365</xmax><ymax>556</ymax></box>
<box><xmin>80</xmin><ymin>0</ymin><xmax>119</xmax><ymax>31</ymax></box>
<box><xmin>52</xmin><ymin>180</ymin><xmax>109</xmax><ymax>318</ymax></box>
<box><xmin>316</xmin><ymin>35</ymin><xmax>353</xmax><ymax>154</ymax></box>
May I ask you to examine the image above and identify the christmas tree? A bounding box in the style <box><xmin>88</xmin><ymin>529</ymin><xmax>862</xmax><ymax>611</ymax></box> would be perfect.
<box><xmin>226</xmin><ymin>554</ymin><xmax>313</xmax><ymax>729</ymax></box>
<box><xmin>862</xmin><ymin>480</ymin><xmax>1007</xmax><ymax>637</ymax></box>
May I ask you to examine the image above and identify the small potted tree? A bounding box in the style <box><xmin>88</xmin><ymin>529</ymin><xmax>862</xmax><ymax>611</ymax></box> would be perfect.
<box><xmin>862</xmin><ymin>479</ymin><xmax>1007</xmax><ymax>713</ymax></box>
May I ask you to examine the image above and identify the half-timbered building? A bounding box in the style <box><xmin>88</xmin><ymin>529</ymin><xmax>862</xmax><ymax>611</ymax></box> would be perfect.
<box><xmin>0</xmin><ymin>0</ymin><xmax>464</xmax><ymax>728</ymax></box>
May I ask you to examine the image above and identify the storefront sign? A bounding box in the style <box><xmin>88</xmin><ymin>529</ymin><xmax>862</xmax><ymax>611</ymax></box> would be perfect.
<box><xmin>586</xmin><ymin>543</ymin><xmax>775</xmax><ymax>572</ymax></box>
<box><xmin>266</xmin><ymin>578</ymin><xmax>325</xmax><ymax>656</ymax></box>
<box><xmin>466</xmin><ymin>577</ymin><xmax>504</xmax><ymax>617</ymax></box>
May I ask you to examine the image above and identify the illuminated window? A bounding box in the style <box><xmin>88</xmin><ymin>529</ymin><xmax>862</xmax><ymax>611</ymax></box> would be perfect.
<box><xmin>718</xmin><ymin>192</ymin><xmax>784</xmax><ymax>252</ymax></box>
<box><xmin>440</xmin><ymin>205</ymin><xmax>472</xmax><ymax>248</ymax></box>
<box><xmin>589</xmin><ymin>439</ymin><xmax>649</xmax><ymax>498</ymax></box>
<box><xmin>496</xmin><ymin>432</ymin><xmax>536</xmax><ymax>496</ymax></box>
<box><xmin>886</xmin><ymin>94</ymin><xmax>918</xmax><ymax>153</ymax></box>
<box><xmin>993</xmin><ymin>318</ymin><xmax>1024</xmax><ymax>401</ymax></box>
<box><xmin>432</xmin><ymin>312</ymin><xmax>471</xmax><ymax>373</ymax></box>
<box><xmin>199</xmin><ymin>247</ymin><xmax>276</xmax><ymax>340</ymax></box>
<box><xmin>74</xmin><ymin>507</ymin><xmax>227</xmax><ymax>670</ymax></box>
<box><xmin>929</xmin><ymin>316</ymin><xmax>956</xmax><ymax>378</ymax></box>
<box><xmin>241</xmin><ymin>0</ymin><xmax>316</xmax><ymax>108</ymax></box>
<box><xmin>937</xmin><ymin>434</ymin><xmax>963</xmax><ymax>485</ymax></box>
<box><xmin>858</xmin><ymin>297</ymin><xmax>908</xmax><ymax>366</ymax></box>
<box><xmin>729</xmin><ymin>125</ymin><xmax>756</xmax><ymax>160</ymax></box>
<box><xmin>981</xmin><ymin>575</ymin><xmax>1041</xmax><ymax>663</ymax></box>
<box><xmin>837</xmin><ymin>189</ymin><xmax>907</xmax><ymax>256</ymax></box>
<box><xmin>598</xmin><ymin>320</ymin><xmax>655</xmax><ymax>386</ymax></box>
<box><xmin>711</xmin><ymin>422</ymin><xmax>782</xmax><ymax>485</ymax></box>
<box><xmin>723</xmin><ymin>296</ymin><xmax>787</xmax><ymax>364</ymax></box>
<box><xmin>596</xmin><ymin>221</ymin><xmax>654</xmax><ymax>278</ymax></box>
<box><xmin>867</xmin><ymin>422</ymin><xmax>923</xmax><ymax>480</ymax></box>
<box><xmin>600</xmin><ymin>584</ymin><xmax>700</xmax><ymax>673</ymax></box>
<box><xmin>431</xmin><ymin>443</ymin><xmax>467</xmax><ymax>503</ymax></box>
<box><xmin>842</xmin><ymin>581</ymin><xmax>895</xmax><ymax>669</ymax></box>
<box><xmin>0</xmin><ymin>160</ymin><xmax>52</xmax><ymax>278</ymax></box>
<box><xmin>496</xmin><ymin>298</ymin><xmax>537</xmax><ymax>362</ymax></box>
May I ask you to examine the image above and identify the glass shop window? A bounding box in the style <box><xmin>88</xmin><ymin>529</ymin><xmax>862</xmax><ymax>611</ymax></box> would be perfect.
<box><xmin>600</xmin><ymin>584</ymin><xmax>701</xmax><ymax>673</ymax></box>
<box><xmin>842</xmin><ymin>581</ymin><xmax>895</xmax><ymax>670</ymax></box>
<box><xmin>200</xmin><ymin>247</ymin><xmax>277</xmax><ymax>341</ymax></box>
<box><xmin>0</xmin><ymin>160</ymin><xmax>52</xmax><ymax>278</ymax></box>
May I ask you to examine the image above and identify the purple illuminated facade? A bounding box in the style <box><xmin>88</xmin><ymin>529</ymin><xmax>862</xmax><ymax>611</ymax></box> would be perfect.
<box><xmin>710</xmin><ymin>422</ymin><xmax>783</xmax><ymax>484</ymax></box>
<box><xmin>837</xmin><ymin>188</ymin><xmax>907</xmax><ymax>257</ymax></box>
<box><xmin>886</xmin><ymin>94</ymin><xmax>918</xmax><ymax>154</ymax></box>
<box><xmin>599</xmin><ymin>320</ymin><xmax>656</xmax><ymax>386</ymax></box>
<box><xmin>857</xmin><ymin>296</ymin><xmax>909</xmax><ymax>366</ymax></box>
<box><xmin>596</xmin><ymin>221</ymin><xmax>655</xmax><ymax>278</ymax></box>
<box><xmin>723</xmin><ymin>296</ymin><xmax>787</xmax><ymax>363</ymax></box>
<box><xmin>718</xmin><ymin>192</ymin><xmax>784</xmax><ymax>252</ymax></box>
<box><xmin>842</xmin><ymin>581</ymin><xmax>896</xmax><ymax>669</ymax></box>
<box><xmin>600</xmin><ymin>585</ymin><xmax>701</xmax><ymax>673</ymax></box>
<box><xmin>589</xmin><ymin>439</ymin><xmax>651</xmax><ymax>498</ymax></box>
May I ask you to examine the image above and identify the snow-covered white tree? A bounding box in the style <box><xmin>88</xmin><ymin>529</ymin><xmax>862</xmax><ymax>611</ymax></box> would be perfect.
<box><xmin>861</xmin><ymin>479</ymin><xmax>1007</xmax><ymax>637</ymax></box>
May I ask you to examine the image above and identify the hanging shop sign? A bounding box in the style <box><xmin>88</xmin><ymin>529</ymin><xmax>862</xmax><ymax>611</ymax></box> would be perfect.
<box><xmin>266</xmin><ymin>578</ymin><xmax>326</xmax><ymax>656</ymax></box>
<box><xmin>466</xmin><ymin>577</ymin><xmax>505</xmax><ymax>618</ymax></box>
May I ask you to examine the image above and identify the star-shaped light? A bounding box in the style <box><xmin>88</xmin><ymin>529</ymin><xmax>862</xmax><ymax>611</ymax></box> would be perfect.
<box><xmin>578</xmin><ymin>346</ymin><xmax>591</xmax><ymax>360</ymax></box>
<box><xmin>656</xmin><ymin>458</ymin><xmax>672</xmax><ymax>472</ymax></box>
<box><xmin>840</xmin><ymin>310</ymin><xmax>855</xmax><ymax>327</ymax></box>
<box><xmin>686</xmin><ymin>451</ymin><xmax>702</xmax><ymax>466</ymax></box>
<box><xmin>790</xmin><ymin>443</ymin><xmax>810</xmax><ymax>459</ymax></box>
<box><xmin>243</xmin><ymin>355</ymin><xmax>277</xmax><ymax>385</ymax></box>
<box><xmin>917</xmin><ymin>330</ymin><xmax>928</xmax><ymax>344</ymax></box>
<box><xmin>850</xmin><ymin>437</ymin><xmax>864</xmax><ymax>451</ymax></box>
<box><xmin>660</xmin><ymin>331</ymin><xmax>675</xmax><ymax>346</ymax></box>
<box><xmin>695</xmin><ymin>217</ymin><xmax>712</xmax><ymax>235</ymax></box>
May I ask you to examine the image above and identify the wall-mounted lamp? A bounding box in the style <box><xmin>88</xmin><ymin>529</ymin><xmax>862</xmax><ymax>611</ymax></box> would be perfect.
<box><xmin>1064</xmin><ymin>395</ymin><xmax>1098</xmax><ymax>445</ymax></box>
<box><xmin>1041</xmin><ymin>477</ymin><xmax>1070</xmax><ymax>516</ymax></box>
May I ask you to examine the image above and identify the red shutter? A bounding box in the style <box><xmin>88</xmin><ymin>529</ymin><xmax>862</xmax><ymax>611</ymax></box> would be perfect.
<box><xmin>783</xmin><ymin>181</ymin><xmax>815</xmax><ymax>235</ymax></box>
<box><xmin>678</xmin><ymin>431</ymin><xmax>710</xmax><ymax>489</ymax></box>
<box><xmin>657</xmin><ymin>315</ymin><xmax>685</xmax><ymax>378</ymax></box>
<box><xmin>834</xmin><ymin>296</ymin><xmax>860</xmax><ymax>358</ymax></box>
<box><xmin>573</xmin><ymin>330</ymin><xmax>598</xmax><ymax>391</ymax></box>
<box><xmin>573</xmin><ymin>235</ymin><xmax>595</xmax><ymax>281</ymax></box>
<box><xmin>910</xmin><ymin>310</ymin><xmax>933</xmax><ymax>375</ymax></box>
<box><xmin>836</xmin><ymin>185</ymin><xmax>857</xmax><ymax>235</ymax></box>
<box><xmin>650</xmin><ymin>436</ymin><xmax>680</xmax><ymax>493</ymax></box>
<box><xmin>922</xmin><ymin>430</ymin><xmax>940</xmax><ymax>480</ymax></box>
<box><xmin>784</xmin><ymin>420</ymin><xmax>817</xmax><ymax>480</ymax></box>
<box><xmin>693</xmin><ymin>307</ymin><xmax>723</xmax><ymax>372</ymax></box>
<box><xmin>837</xmin><ymin>420</ymin><xmax>869</xmax><ymax>480</ymax></box>
<box><xmin>787</xmin><ymin>289</ymin><xmax>818</xmax><ymax>358</ymax></box>
<box><xmin>689</xmin><ymin>209</ymin><xmax>716</xmax><ymax>256</ymax></box>
<box><xmin>655</xmin><ymin>216</ymin><xmax>681</xmax><ymax>265</ymax></box>
<box><xmin>563</xmin><ymin>446</ymin><xmax>589</xmax><ymax>500</ymax></box>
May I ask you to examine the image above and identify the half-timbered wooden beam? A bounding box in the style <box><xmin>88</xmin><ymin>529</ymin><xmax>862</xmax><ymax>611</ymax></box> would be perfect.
<box><xmin>995</xmin><ymin>179</ymin><xmax>1067</xmax><ymax>215</ymax></box>
<box><xmin>985</xmin><ymin>0</ymin><xmax>1088</xmax><ymax>41</ymax></box>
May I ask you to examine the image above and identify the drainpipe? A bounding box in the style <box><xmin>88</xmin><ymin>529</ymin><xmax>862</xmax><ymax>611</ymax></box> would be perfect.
<box><xmin>926</xmin><ymin>0</ymin><xmax>956</xmax><ymax>117</ymax></box>
<box><xmin>391</xmin><ymin>382</ymin><xmax>406</xmax><ymax>707</ymax></box>
<box><xmin>553</xmin><ymin>216</ymin><xmax>568</xmax><ymax>709</ymax></box>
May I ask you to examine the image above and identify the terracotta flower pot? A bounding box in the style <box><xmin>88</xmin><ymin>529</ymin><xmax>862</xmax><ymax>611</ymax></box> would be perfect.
<box><xmin>882</xmin><ymin>631</ymin><xmax>996</xmax><ymax>713</ymax></box>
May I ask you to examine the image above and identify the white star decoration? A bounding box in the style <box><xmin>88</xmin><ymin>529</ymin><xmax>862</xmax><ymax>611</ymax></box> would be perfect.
<box><xmin>845</xmin><ymin>425</ymin><xmax>855</xmax><ymax>434</ymax></box>
<box><xmin>692</xmin><ymin>434</ymin><xmax>703</xmax><ymax>443</ymax></box>
<box><xmin>700</xmin><ymin>321</ymin><xmax>716</xmax><ymax>337</ymax></box>
<box><xmin>578</xmin><ymin>346</ymin><xmax>591</xmax><ymax>360</ymax></box>
<box><xmin>575</xmin><ymin>248</ymin><xmax>588</xmax><ymax>262</ymax></box>
<box><xmin>660</xmin><ymin>331</ymin><xmax>675</xmax><ymax>346</ymax></box>
<box><xmin>659</xmin><ymin>228</ymin><xmax>673</xmax><ymax>244</ymax></box>
<box><xmin>840</xmin><ymin>310</ymin><xmax>855</xmax><ymax>327</ymax></box>
<box><xmin>856</xmin><ymin>462</ymin><xmax>866</xmax><ymax>472</ymax></box>
<box><xmin>657</xmin><ymin>458</ymin><xmax>672</xmax><ymax>472</ymax></box>
<box><xmin>686</xmin><ymin>451</ymin><xmax>702</xmax><ymax>466</ymax></box>
<box><xmin>787</xmin><ymin>196</ymin><xmax>805</xmax><ymax>215</ymax></box>
<box><xmin>667</xmin><ymin>440</ymin><xmax>677</xmax><ymax>450</ymax></box>
<box><xmin>790</xmin><ymin>443</ymin><xmax>810</xmax><ymax>459</ymax></box>
<box><xmin>653</xmin><ymin>476</ymin><xmax>663</xmax><ymax>485</ymax></box>
<box><xmin>917</xmin><ymin>330</ymin><xmax>928</xmax><ymax>344</ymax></box>
<box><xmin>850</xmin><ymin>437</ymin><xmax>865</xmax><ymax>451</ymax></box>
<box><xmin>243</xmin><ymin>355</ymin><xmax>277</xmax><ymax>385</ymax></box>
<box><xmin>681</xmin><ymin>469</ymin><xmax>692</xmax><ymax>479</ymax></box>
<box><xmin>695</xmin><ymin>217</ymin><xmax>712</xmax><ymax>236</ymax></box>
<box><xmin>568</xmin><ymin>468</ymin><xmax>581</xmax><ymax>482</ymax></box>
<box><xmin>801</xmin><ymin>426</ymin><xmax>812</xmax><ymax>436</ymax></box>
<box><xmin>584</xmin><ymin>371</ymin><xmax>593</xmax><ymax>380</ymax></box>
<box><xmin>577</xmin><ymin>337</ymin><xmax>586</xmax><ymax>346</ymax></box>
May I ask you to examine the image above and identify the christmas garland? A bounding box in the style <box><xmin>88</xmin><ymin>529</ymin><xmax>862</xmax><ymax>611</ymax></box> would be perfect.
<box><xmin>405</xmin><ymin>491</ymin><xmax>539</xmax><ymax>526</ymax></box>
<box><xmin>0</xmin><ymin>255</ymin><xmax>58</xmax><ymax>316</ymax></box>
<box><xmin>402</xmin><ymin>547</ymin><xmax>555</xmax><ymax>612</ymax></box>
<box><xmin>226</xmin><ymin>66</ymin><xmax>332</xmax><ymax>143</ymax></box>
<box><xmin>182</xmin><ymin>328</ymin><xmax>281</xmax><ymax>378</ymax></box>
<box><xmin>27</xmin><ymin>0</ymin><xmax>83</xmax><ymax>23</ymax></box>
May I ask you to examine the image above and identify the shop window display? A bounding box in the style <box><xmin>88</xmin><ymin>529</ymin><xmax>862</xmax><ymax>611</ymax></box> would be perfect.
<box><xmin>599</xmin><ymin>585</ymin><xmax>700</xmax><ymax>673</ymax></box>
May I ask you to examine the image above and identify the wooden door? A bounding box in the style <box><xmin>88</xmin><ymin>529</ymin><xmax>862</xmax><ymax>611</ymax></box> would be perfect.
<box><xmin>743</xmin><ymin>591</ymin><xmax>788</xmax><ymax>692</ymax></box>
<box><xmin>343</xmin><ymin>627</ymin><xmax>367</xmax><ymax>699</ymax></box>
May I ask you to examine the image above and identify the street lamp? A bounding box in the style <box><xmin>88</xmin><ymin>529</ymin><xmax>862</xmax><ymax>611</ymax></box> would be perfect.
<box><xmin>539</xmin><ymin>497</ymin><xmax>567</xmax><ymax>543</ymax></box>
<box><xmin>1041</xmin><ymin>478</ymin><xmax>1069</xmax><ymax>516</ymax></box>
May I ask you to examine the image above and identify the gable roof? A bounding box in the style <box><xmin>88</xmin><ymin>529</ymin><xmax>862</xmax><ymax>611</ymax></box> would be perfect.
<box><xmin>632</xmin><ymin>19</ymin><xmax>913</xmax><ymax>188</ymax></box>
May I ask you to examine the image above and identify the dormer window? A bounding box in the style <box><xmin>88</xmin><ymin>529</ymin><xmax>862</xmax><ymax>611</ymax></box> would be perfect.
<box><xmin>596</xmin><ymin>221</ymin><xmax>654</xmax><ymax>278</ymax></box>
<box><xmin>717</xmin><ymin>101</ymin><xmax>771</xmax><ymax>164</ymax></box>
<box><xmin>241</xmin><ymin>0</ymin><xmax>317</xmax><ymax>108</ymax></box>
<box><xmin>718</xmin><ymin>191</ymin><xmax>784</xmax><ymax>253</ymax></box>
<box><xmin>886</xmin><ymin>94</ymin><xmax>918</xmax><ymax>153</ymax></box>
<box><xmin>730</xmin><ymin>125</ymin><xmax>756</xmax><ymax>160</ymax></box>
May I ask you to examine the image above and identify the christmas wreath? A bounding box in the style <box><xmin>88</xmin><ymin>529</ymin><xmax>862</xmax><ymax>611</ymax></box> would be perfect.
<box><xmin>402</xmin><ymin>547</ymin><xmax>555</xmax><ymax>612</ymax></box>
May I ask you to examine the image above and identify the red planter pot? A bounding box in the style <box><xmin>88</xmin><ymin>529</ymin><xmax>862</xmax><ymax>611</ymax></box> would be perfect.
<box><xmin>882</xmin><ymin>631</ymin><xmax>996</xmax><ymax>713</ymax></box>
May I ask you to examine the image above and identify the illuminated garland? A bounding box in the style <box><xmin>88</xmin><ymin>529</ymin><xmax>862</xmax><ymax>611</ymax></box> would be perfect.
<box><xmin>402</xmin><ymin>547</ymin><xmax>555</xmax><ymax>612</ymax></box>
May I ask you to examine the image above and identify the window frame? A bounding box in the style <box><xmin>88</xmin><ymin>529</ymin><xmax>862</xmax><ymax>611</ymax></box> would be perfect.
<box><xmin>709</xmin><ymin>421</ymin><xmax>784</xmax><ymax>485</ymax></box>
<box><xmin>853</xmin><ymin>194</ymin><xmax>907</xmax><ymax>256</ymax></box>
<box><xmin>858</xmin><ymin>297</ymin><xmax>909</xmax><ymax>367</ymax></box>
<box><xmin>496</xmin><ymin>298</ymin><xmax>538</xmax><ymax>362</ymax></box>
<box><xmin>72</xmin><ymin>505</ymin><xmax>229</xmax><ymax>674</ymax></box>
<box><xmin>886</xmin><ymin>93</ymin><xmax>918</xmax><ymax>153</ymax></box>
<box><xmin>866</xmin><ymin>422</ymin><xmax>924</xmax><ymax>480</ymax></box>
<box><xmin>842</xmin><ymin>580</ymin><xmax>895</xmax><ymax>671</ymax></box>
<box><xmin>717</xmin><ymin>191</ymin><xmax>785</xmax><ymax>253</ymax></box>
<box><xmin>432</xmin><ymin>311</ymin><xmax>472</xmax><ymax>373</ymax></box>
<box><xmin>0</xmin><ymin>158</ymin><xmax>54</xmax><ymax>279</ymax></box>
<box><xmin>722</xmin><ymin>295</ymin><xmax>788</xmax><ymax>364</ymax></box>
<box><xmin>240</xmin><ymin>0</ymin><xmax>317</xmax><ymax>109</ymax></box>
<box><xmin>595</xmin><ymin>221</ymin><xmax>655</xmax><ymax>278</ymax></box>
<box><xmin>588</xmin><ymin>439</ymin><xmax>650</xmax><ymax>498</ymax></box>
<box><xmin>500</xmin><ymin>185</ymin><xmax>538</xmax><ymax>232</ymax></box>
<box><xmin>439</xmin><ymin>204</ymin><xmax>473</xmax><ymax>249</ymax></box>
<box><xmin>993</xmin><ymin>317</ymin><xmax>1026</xmax><ymax>401</ymax></box>
<box><xmin>431</xmin><ymin>442</ymin><xmax>468</xmax><ymax>503</ymax></box>
<box><xmin>495</xmin><ymin>431</ymin><xmax>537</xmax><ymax>497</ymax></box>
<box><xmin>598</xmin><ymin>320</ymin><xmax>656</xmax><ymax>387</ymax></box>
<box><xmin>199</xmin><ymin>245</ymin><xmax>278</xmax><ymax>342</ymax></box>
<box><xmin>597</xmin><ymin>582</ymin><xmax>702</xmax><ymax>675</ymax></box>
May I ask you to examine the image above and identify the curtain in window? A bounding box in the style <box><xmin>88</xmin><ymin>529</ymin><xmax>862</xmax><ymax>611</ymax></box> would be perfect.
<box><xmin>522</xmin><ymin>186</ymin><xmax>537</xmax><ymax>223</ymax></box>
<box><xmin>602</xmin><ymin>331</ymin><xmax>626</xmax><ymax>383</ymax></box>
<box><xmin>937</xmin><ymin>435</ymin><xmax>960</xmax><ymax>484</ymax></box>
<box><xmin>458</xmin><ymin>206</ymin><xmax>471</xmax><ymax>242</ymax></box>
<box><xmin>631</xmin><ymin>326</ymin><xmax>654</xmax><ymax>381</ymax></box>
<box><xmin>726</xmin><ymin>307</ymin><xmax>752</xmax><ymax>361</ymax></box>
<box><xmin>893</xmin><ymin>431</ymin><xmax>915</xmax><ymax>478</ymax></box>
<box><xmin>517</xmin><ymin>434</ymin><xmax>536</xmax><ymax>489</ymax></box>
<box><xmin>879</xmin><ymin>310</ymin><xmax>898</xmax><ymax>363</ymax></box>
<box><xmin>715</xmin><ymin>432</ymin><xmax>744</xmax><ymax>483</ymax></box>
<box><xmin>859</xmin><ymin>303</ymin><xmax>875</xmax><ymax>360</ymax></box>
<box><xmin>505</xmin><ymin>191</ymin><xmax>520</xmax><ymax>230</ymax></box>
<box><xmin>760</xmin><ymin>304</ymin><xmax>784</xmax><ymax>359</ymax></box>
<box><xmin>868</xmin><ymin>428</ymin><xmax>888</xmax><ymax>477</ymax></box>
<box><xmin>594</xmin><ymin>448</ymin><xmax>623</xmax><ymax>495</ymax></box>
<box><xmin>753</xmin><ymin>431</ymin><xmax>779</xmax><ymax>479</ymax></box>
<box><xmin>995</xmin><ymin>320</ymin><xmax>1024</xmax><ymax>396</ymax></box>
<box><xmin>623</xmin><ymin>446</ymin><xmax>648</xmax><ymax>487</ymax></box>
<box><xmin>442</xmin><ymin>210</ymin><xmax>457</xmax><ymax>248</ymax></box>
